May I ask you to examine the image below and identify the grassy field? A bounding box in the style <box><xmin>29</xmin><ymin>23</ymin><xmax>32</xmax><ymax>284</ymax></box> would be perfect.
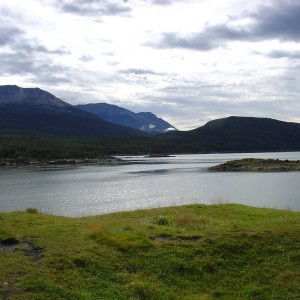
<box><xmin>0</xmin><ymin>204</ymin><xmax>299</xmax><ymax>299</ymax></box>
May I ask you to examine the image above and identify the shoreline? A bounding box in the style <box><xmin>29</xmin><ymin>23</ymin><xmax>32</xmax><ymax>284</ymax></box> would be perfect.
<box><xmin>0</xmin><ymin>156</ymin><xmax>124</xmax><ymax>168</ymax></box>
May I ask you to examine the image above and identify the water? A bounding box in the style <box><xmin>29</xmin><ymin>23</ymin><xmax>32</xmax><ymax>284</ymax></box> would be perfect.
<box><xmin>0</xmin><ymin>152</ymin><xmax>300</xmax><ymax>216</ymax></box>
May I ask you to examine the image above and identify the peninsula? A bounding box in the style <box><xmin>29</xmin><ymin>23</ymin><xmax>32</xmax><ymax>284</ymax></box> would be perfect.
<box><xmin>210</xmin><ymin>158</ymin><xmax>300</xmax><ymax>172</ymax></box>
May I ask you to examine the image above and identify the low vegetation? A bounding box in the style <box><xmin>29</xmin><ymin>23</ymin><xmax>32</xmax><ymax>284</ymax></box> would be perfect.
<box><xmin>0</xmin><ymin>135</ymin><xmax>205</xmax><ymax>160</ymax></box>
<box><xmin>0</xmin><ymin>204</ymin><xmax>299</xmax><ymax>299</ymax></box>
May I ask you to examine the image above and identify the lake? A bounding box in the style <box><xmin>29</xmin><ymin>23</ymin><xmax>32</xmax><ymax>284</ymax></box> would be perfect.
<box><xmin>0</xmin><ymin>152</ymin><xmax>300</xmax><ymax>216</ymax></box>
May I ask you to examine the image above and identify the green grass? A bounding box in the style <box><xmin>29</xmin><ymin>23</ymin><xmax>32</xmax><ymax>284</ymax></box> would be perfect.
<box><xmin>0</xmin><ymin>204</ymin><xmax>299</xmax><ymax>299</ymax></box>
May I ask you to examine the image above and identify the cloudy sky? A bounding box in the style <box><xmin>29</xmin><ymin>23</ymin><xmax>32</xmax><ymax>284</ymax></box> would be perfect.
<box><xmin>1</xmin><ymin>0</ymin><xmax>300</xmax><ymax>130</ymax></box>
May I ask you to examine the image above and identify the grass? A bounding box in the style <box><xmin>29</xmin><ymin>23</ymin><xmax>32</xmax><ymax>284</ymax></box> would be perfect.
<box><xmin>0</xmin><ymin>204</ymin><xmax>299</xmax><ymax>299</ymax></box>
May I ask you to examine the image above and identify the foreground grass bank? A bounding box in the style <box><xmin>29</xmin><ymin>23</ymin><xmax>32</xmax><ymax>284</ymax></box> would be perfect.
<box><xmin>0</xmin><ymin>204</ymin><xmax>299</xmax><ymax>300</ymax></box>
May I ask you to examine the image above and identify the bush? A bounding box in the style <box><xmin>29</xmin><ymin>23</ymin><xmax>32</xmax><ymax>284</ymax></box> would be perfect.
<box><xmin>153</xmin><ymin>215</ymin><xmax>174</xmax><ymax>226</ymax></box>
<box><xmin>26</xmin><ymin>208</ymin><xmax>38</xmax><ymax>214</ymax></box>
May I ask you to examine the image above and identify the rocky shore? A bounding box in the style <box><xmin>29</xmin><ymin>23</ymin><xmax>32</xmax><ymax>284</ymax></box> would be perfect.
<box><xmin>209</xmin><ymin>158</ymin><xmax>300</xmax><ymax>172</ymax></box>
<box><xmin>0</xmin><ymin>156</ymin><xmax>123</xmax><ymax>167</ymax></box>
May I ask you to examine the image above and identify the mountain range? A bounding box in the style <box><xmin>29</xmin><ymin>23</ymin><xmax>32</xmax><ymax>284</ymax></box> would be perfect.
<box><xmin>0</xmin><ymin>85</ymin><xmax>145</xmax><ymax>138</ymax></box>
<box><xmin>77</xmin><ymin>103</ymin><xmax>176</xmax><ymax>133</ymax></box>
<box><xmin>1</xmin><ymin>85</ymin><xmax>300</xmax><ymax>153</ymax></box>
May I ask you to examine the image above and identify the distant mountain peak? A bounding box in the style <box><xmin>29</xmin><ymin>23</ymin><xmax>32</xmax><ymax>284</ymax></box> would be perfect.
<box><xmin>0</xmin><ymin>85</ymin><xmax>143</xmax><ymax>138</ymax></box>
<box><xmin>203</xmin><ymin>116</ymin><xmax>284</xmax><ymax>129</ymax></box>
<box><xmin>0</xmin><ymin>85</ymin><xmax>72</xmax><ymax>109</ymax></box>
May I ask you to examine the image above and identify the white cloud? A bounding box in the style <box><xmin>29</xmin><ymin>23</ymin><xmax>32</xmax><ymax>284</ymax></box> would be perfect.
<box><xmin>1</xmin><ymin>0</ymin><xmax>300</xmax><ymax>130</ymax></box>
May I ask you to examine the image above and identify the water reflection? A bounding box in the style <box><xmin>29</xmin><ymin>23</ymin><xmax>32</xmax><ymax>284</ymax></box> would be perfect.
<box><xmin>0</xmin><ymin>152</ymin><xmax>300</xmax><ymax>216</ymax></box>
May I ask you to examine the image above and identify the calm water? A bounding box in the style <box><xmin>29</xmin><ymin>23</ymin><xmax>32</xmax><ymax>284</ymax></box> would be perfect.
<box><xmin>1</xmin><ymin>152</ymin><xmax>300</xmax><ymax>216</ymax></box>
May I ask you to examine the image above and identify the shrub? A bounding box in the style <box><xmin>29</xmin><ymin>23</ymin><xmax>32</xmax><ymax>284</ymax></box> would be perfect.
<box><xmin>26</xmin><ymin>208</ymin><xmax>38</xmax><ymax>213</ymax></box>
<box><xmin>153</xmin><ymin>215</ymin><xmax>174</xmax><ymax>226</ymax></box>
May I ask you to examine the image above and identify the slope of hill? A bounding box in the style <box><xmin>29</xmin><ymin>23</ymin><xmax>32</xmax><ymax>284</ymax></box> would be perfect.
<box><xmin>0</xmin><ymin>85</ymin><xmax>73</xmax><ymax>110</ymax></box>
<box><xmin>172</xmin><ymin>116</ymin><xmax>300</xmax><ymax>152</ymax></box>
<box><xmin>0</xmin><ymin>85</ymin><xmax>142</xmax><ymax>138</ymax></box>
<box><xmin>1</xmin><ymin>205</ymin><xmax>299</xmax><ymax>299</ymax></box>
<box><xmin>1</xmin><ymin>116</ymin><xmax>300</xmax><ymax>160</ymax></box>
<box><xmin>77</xmin><ymin>103</ymin><xmax>176</xmax><ymax>133</ymax></box>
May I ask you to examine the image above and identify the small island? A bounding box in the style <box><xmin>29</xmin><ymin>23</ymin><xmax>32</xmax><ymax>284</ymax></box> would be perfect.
<box><xmin>210</xmin><ymin>158</ymin><xmax>300</xmax><ymax>172</ymax></box>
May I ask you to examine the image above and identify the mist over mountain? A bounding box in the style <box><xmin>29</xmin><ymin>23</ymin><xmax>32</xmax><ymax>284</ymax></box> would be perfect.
<box><xmin>76</xmin><ymin>103</ymin><xmax>177</xmax><ymax>133</ymax></box>
<box><xmin>0</xmin><ymin>85</ymin><xmax>142</xmax><ymax>138</ymax></box>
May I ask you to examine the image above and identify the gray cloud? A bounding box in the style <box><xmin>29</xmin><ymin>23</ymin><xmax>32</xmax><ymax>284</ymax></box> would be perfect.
<box><xmin>150</xmin><ymin>0</ymin><xmax>174</xmax><ymax>5</ymax></box>
<box><xmin>0</xmin><ymin>25</ymin><xmax>70</xmax><ymax>86</ymax></box>
<box><xmin>55</xmin><ymin>0</ymin><xmax>131</xmax><ymax>17</ymax></box>
<box><xmin>250</xmin><ymin>0</ymin><xmax>300</xmax><ymax>42</ymax></box>
<box><xmin>148</xmin><ymin>0</ymin><xmax>198</xmax><ymax>6</ymax></box>
<box><xmin>119</xmin><ymin>68</ymin><xmax>159</xmax><ymax>75</ymax></box>
<box><xmin>0</xmin><ymin>23</ymin><xmax>23</xmax><ymax>46</ymax></box>
<box><xmin>0</xmin><ymin>45</ymin><xmax>70</xmax><ymax>84</ymax></box>
<box><xmin>153</xmin><ymin>25</ymin><xmax>250</xmax><ymax>51</ymax></box>
<box><xmin>256</xmin><ymin>49</ymin><xmax>300</xmax><ymax>59</ymax></box>
<box><xmin>79</xmin><ymin>55</ymin><xmax>94</xmax><ymax>62</ymax></box>
<box><xmin>1</xmin><ymin>52</ymin><xmax>37</xmax><ymax>75</ymax></box>
<box><xmin>14</xmin><ymin>42</ymin><xmax>69</xmax><ymax>55</ymax></box>
<box><xmin>0</xmin><ymin>16</ymin><xmax>71</xmax><ymax>86</ymax></box>
<box><xmin>0</xmin><ymin>50</ymin><xmax>72</xmax><ymax>84</ymax></box>
<box><xmin>151</xmin><ymin>1</ymin><xmax>300</xmax><ymax>51</ymax></box>
<box><xmin>0</xmin><ymin>20</ymin><xmax>69</xmax><ymax>56</ymax></box>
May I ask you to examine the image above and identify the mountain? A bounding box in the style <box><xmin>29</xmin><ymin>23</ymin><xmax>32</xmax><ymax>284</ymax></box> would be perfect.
<box><xmin>1</xmin><ymin>85</ymin><xmax>299</xmax><ymax>153</ymax></box>
<box><xmin>0</xmin><ymin>85</ymin><xmax>142</xmax><ymax>138</ymax></box>
<box><xmin>0</xmin><ymin>85</ymin><xmax>73</xmax><ymax>109</ymax></box>
<box><xmin>170</xmin><ymin>116</ymin><xmax>300</xmax><ymax>152</ymax></box>
<box><xmin>76</xmin><ymin>103</ymin><xmax>177</xmax><ymax>133</ymax></box>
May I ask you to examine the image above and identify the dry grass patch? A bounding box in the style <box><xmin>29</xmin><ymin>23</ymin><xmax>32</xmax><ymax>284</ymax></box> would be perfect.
<box><xmin>175</xmin><ymin>212</ymin><xmax>211</xmax><ymax>227</ymax></box>
<box><xmin>88</xmin><ymin>221</ymin><xmax>152</xmax><ymax>251</ymax></box>
<box><xmin>88</xmin><ymin>221</ymin><xmax>108</xmax><ymax>240</ymax></box>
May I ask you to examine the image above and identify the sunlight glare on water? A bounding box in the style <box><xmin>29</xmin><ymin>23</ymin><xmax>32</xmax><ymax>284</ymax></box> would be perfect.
<box><xmin>0</xmin><ymin>152</ymin><xmax>300</xmax><ymax>216</ymax></box>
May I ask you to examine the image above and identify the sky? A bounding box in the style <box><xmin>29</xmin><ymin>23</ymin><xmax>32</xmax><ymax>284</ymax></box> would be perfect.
<box><xmin>1</xmin><ymin>0</ymin><xmax>300</xmax><ymax>130</ymax></box>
